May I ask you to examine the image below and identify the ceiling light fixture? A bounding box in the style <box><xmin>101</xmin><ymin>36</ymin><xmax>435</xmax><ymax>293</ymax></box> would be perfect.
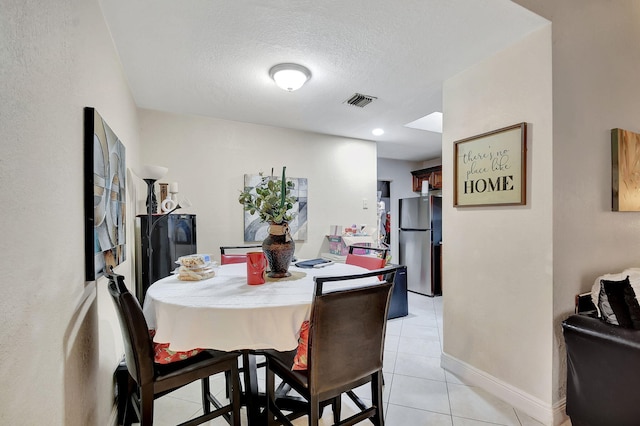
<box><xmin>372</xmin><ymin>128</ymin><xmax>385</xmax><ymax>136</ymax></box>
<box><xmin>269</xmin><ymin>63</ymin><xmax>311</xmax><ymax>92</ymax></box>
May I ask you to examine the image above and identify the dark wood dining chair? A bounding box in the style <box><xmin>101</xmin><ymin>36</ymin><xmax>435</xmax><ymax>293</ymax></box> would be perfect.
<box><xmin>265</xmin><ymin>267</ymin><xmax>398</xmax><ymax>426</ymax></box>
<box><xmin>345</xmin><ymin>245</ymin><xmax>389</xmax><ymax>270</ymax></box>
<box><xmin>220</xmin><ymin>244</ymin><xmax>263</xmax><ymax>265</ymax></box>
<box><xmin>106</xmin><ymin>271</ymin><xmax>241</xmax><ymax>426</ymax></box>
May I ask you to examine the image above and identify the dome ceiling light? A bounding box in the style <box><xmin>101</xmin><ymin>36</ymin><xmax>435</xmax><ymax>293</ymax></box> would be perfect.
<box><xmin>269</xmin><ymin>63</ymin><xmax>311</xmax><ymax>92</ymax></box>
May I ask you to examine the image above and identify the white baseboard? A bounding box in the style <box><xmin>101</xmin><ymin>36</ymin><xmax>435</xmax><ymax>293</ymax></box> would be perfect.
<box><xmin>440</xmin><ymin>352</ymin><xmax>568</xmax><ymax>426</ymax></box>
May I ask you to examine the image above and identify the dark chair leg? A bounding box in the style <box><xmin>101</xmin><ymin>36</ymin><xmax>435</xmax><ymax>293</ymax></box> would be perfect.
<box><xmin>122</xmin><ymin>393</ymin><xmax>133</xmax><ymax>426</ymax></box>
<box><xmin>266</xmin><ymin>366</ymin><xmax>276</xmax><ymax>426</ymax></box>
<box><xmin>123</xmin><ymin>377</ymin><xmax>138</xmax><ymax>425</ymax></box>
<box><xmin>225</xmin><ymin>370</ymin><xmax>231</xmax><ymax>398</ymax></box>
<box><xmin>372</xmin><ymin>372</ymin><xmax>384</xmax><ymax>426</ymax></box>
<box><xmin>116</xmin><ymin>360</ymin><xmax>129</xmax><ymax>425</ymax></box>
<box><xmin>332</xmin><ymin>396</ymin><xmax>341</xmax><ymax>424</ymax></box>
<box><xmin>310</xmin><ymin>397</ymin><xmax>321</xmax><ymax>426</ymax></box>
<box><xmin>140</xmin><ymin>385</ymin><xmax>154</xmax><ymax>425</ymax></box>
<box><xmin>201</xmin><ymin>377</ymin><xmax>211</xmax><ymax>414</ymax></box>
<box><xmin>231</xmin><ymin>364</ymin><xmax>241</xmax><ymax>426</ymax></box>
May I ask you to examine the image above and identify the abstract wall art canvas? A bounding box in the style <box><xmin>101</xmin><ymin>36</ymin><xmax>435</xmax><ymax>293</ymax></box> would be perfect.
<box><xmin>84</xmin><ymin>107</ymin><xmax>127</xmax><ymax>280</ymax></box>
<box><xmin>612</xmin><ymin>128</ymin><xmax>640</xmax><ymax>211</ymax></box>
<box><xmin>242</xmin><ymin>174</ymin><xmax>308</xmax><ymax>242</ymax></box>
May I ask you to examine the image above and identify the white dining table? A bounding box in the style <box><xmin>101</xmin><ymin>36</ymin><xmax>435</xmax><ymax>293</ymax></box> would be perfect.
<box><xmin>142</xmin><ymin>260</ymin><xmax>382</xmax><ymax>425</ymax></box>
<box><xmin>142</xmin><ymin>261</ymin><xmax>375</xmax><ymax>352</ymax></box>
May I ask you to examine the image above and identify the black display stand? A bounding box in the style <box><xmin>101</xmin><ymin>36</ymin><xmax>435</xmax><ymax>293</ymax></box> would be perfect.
<box><xmin>136</xmin><ymin>214</ymin><xmax>197</xmax><ymax>303</ymax></box>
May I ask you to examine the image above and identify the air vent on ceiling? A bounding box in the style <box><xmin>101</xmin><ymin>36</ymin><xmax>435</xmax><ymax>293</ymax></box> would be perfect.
<box><xmin>343</xmin><ymin>93</ymin><xmax>377</xmax><ymax>108</ymax></box>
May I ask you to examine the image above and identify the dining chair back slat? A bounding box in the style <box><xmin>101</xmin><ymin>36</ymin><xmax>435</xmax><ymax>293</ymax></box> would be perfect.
<box><xmin>109</xmin><ymin>273</ymin><xmax>156</xmax><ymax>386</ymax></box>
<box><xmin>345</xmin><ymin>245</ymin><xmax>389</xmax><ymax>271</ymax></box>
<box><xmin>220</xmin><ymin>244</ymin><xmax>263</xmax><ymax>265</ymax></box>
<box><xmin>309</xmin><ymin>280</ymin><xmax>392</xmax><ymax>400</ymax></box>
<box><xmin>107</xmin><ymin>270</ymin><xmax>241</xmax><ymax>426</ymax></box>
<box><xmin>266</xmin><ymin>266</ymin><xmax>399</xmax><ymax>425</ymax></box>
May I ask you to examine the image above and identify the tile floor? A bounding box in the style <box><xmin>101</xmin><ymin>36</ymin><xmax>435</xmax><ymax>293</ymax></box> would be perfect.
<box><xmin>143</xmin><ymin>292</ymin><xmax>562</xmax><ymax>425</ymax></box>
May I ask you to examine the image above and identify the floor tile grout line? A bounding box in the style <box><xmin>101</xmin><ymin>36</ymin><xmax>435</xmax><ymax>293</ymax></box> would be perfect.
<box><xmin>385</xmin><ymin>400</ymin><xmax>453</xmax><ymax>418</ymax></box>
<box><xmin>513</xmin><ymin>406</ymin><xmax>524</xmax><ymax>426</ymax></box>
<box><xmin>391</xmin><ymin>371</ymin><xmax>447</xmax><ymax>383</ymax></box>
<box><xmin>383</xmin><ymin>368</ymin><xmax>395</xmax><ymax>422</ymax></box>
<box><xmin>444</xmin><ymin>366</ymin><xmax>454</xmax><ymax>423</ymax></box>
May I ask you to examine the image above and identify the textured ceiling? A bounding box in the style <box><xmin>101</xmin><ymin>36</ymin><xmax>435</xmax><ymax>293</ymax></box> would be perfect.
<box><xmin>99</xmin><ymin>0</ymin><xmax>547</xmax><ymax>161</ymax></box>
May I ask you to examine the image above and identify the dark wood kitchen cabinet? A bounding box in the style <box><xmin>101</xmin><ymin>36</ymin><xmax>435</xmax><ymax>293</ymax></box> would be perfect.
<box><xmin>411</xmin><ymin>166</ymin><xmax>442</xmax><ymax>192</ymax></box>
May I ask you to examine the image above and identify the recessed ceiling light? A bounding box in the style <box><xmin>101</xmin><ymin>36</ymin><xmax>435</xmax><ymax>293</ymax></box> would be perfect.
<box><xmin>372</xmin><ymin>128</ymin><xmax>384</xmax><ymax>136</ymax></box>
<box><xmin>405</xmin><ymin>112</ymin><xmax>443</xmax><ymax>133</ymax></box>
<box><xmin>269</xmin><ymin>63</ymin><xmax>311</xmax><ymax>91</ymax></box>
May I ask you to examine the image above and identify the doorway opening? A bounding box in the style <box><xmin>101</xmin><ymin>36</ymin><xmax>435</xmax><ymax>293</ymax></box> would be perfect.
<box><xmin>377</xmin><ymin>180</ymin><xmax>391</xmax><ymax>247</ymax></box>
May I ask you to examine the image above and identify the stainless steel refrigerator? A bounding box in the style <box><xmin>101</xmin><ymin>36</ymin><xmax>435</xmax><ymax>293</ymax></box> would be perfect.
<box><xmin>399</xmin><ymin>195</ymin><xmax>442</xmax><ymax>296</ymax></box>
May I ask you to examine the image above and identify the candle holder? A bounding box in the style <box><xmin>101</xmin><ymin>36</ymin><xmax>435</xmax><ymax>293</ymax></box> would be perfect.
<box><xmin>134</xmin><ymin>167</ymin><xmax>193</xmax><ymax>301</ymax></box>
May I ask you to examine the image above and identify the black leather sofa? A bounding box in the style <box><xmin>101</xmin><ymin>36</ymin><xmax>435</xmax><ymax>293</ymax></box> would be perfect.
<box><xmin>562</xmin><ymin>297</ymin><xmax>640</xmax><ymax>426</ymax></box>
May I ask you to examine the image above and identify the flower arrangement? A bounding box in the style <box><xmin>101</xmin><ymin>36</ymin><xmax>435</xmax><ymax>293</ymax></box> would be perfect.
<box><xmin>238</xmin><ymin>166</ymin><xmax>296</xmax><ymax>225</ymax></box>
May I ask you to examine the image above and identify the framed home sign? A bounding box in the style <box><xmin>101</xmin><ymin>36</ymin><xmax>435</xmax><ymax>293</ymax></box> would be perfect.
<box><xmin>454</xmin><ymin>122</ymin><xmax>527</xmax><ymax>207</ymax></box>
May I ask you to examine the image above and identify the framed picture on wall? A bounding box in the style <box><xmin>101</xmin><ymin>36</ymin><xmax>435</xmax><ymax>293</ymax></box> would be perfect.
<box><xmin>612</xmin><ymin>128</ymin><xmax>640</xmax><ymax>211</ymax></box>
<box><xmin>84</xmin><ymin>107</ymin><xmax>127</xmax><ymax>281</ymax></box>
<box><xmin>242</xmin><ymin>174</ymin><xmax>308</xmax><ymax>242</ymax></box>
<box><xmin>453</xmin><ymin>122</ymin><xmax>527</xmax><ymax>207</ymax></box>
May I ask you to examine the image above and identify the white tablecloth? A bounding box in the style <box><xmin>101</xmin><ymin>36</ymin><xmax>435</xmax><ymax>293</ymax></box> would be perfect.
<box><xmin>142</xmin><ymin>262</ymin><xmax>375</xmax><ymax>352</ymax></box>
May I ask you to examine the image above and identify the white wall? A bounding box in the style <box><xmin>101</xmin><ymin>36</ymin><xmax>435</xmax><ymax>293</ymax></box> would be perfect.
<box><xmin>0</xmin><ymin>0</ymin><xmax>140</xmax><ymax>424</ymax></box>
<box><xmin>138</xmin><ymin>109</ymin><xmax>379</xmax><ymax>261</ymax></box>
<box><xmin>377</xmin><ymin>158</ymin><xmax>423</xmax><ymax>262</ymax></box>
<box><xmin>514</xmin><ymin>0</ymin><xmax>640</xmax><ymax>408</ymax></box>
<box><xmin>441</xmin><ymin>25</ymin><xmax>555</xmax><ymax>423</ymax></box>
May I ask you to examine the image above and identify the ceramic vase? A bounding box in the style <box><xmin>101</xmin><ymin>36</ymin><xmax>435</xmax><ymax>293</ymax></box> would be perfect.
<box><xmin>262</xmin><ymin>223</ymin><xmax>295</xmax><ymax>278</ymax></box>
